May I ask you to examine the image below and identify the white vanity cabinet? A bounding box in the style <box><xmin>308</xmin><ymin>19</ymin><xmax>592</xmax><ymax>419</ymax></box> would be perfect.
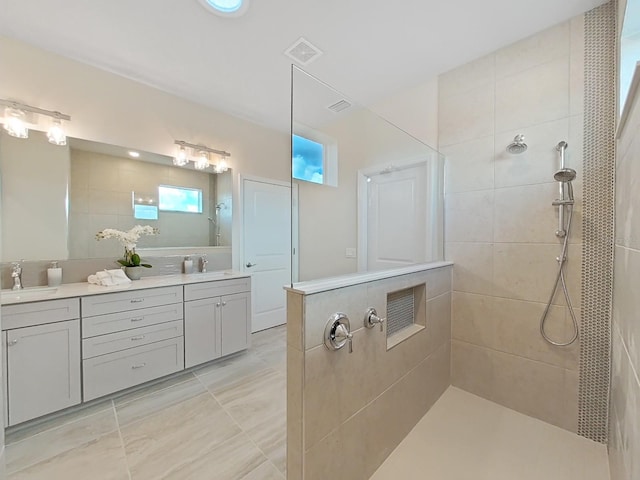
<box><xmin>2</xmin><ymin>299</ymin><xmax>81</xmax><ymax>426</ymax></box>
<box><xmin>81</xmin><ymin>286</ymin><xmax>184</xmax><ymax>401</ymax></box>
<box><xmin>184</xmin><ymin>278</ymin><xmax>251</xmax><ymax>368</ymax></box>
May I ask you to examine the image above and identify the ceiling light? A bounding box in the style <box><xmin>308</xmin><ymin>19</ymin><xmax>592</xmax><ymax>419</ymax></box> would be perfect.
<box><xmin>1</xmin><ymin>99</ymin><xmax>71</xmax><ymax>145</ymax></box>
<box><xmin>47</xmin><ymin>117</ymin><xmax>67</xmax><ymax>146</ymax></box>
<box><xmin>198</xmin><ymin>0</ymin><xmax>249</xmax><ymax>17</ymax></box>
<box><xmin>195</xmin><ymin>151</ymin><xmax>210</xmax><ymax>170</ymax></box>
<box><xmin>173</xmin><ymin>145</ymin><xmax>189</xmax><ymax>166</ymax></box>
<box><xmin>128</xmin><ymin>151</ymin><xmax>140</xmax><ymax>158</ymax></box>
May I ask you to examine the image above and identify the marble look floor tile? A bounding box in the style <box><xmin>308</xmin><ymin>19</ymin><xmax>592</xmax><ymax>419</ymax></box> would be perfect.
<box><xmin>5</xmin><ymin>398</ymin><xmax>113</xmax><ymax>445</ymax></box>
<box><xmin>121</xmin><ymin>393</ymin><xmax>242</xmax><ymax>480</ymax></box>
<box><xmin>135</xmin><ymin>431</ymin><xmax>267</xmax><ymax>480</ymax></box>
<box><xmin>195</xmin><ymin>352</ymin><xmax>270</xmax><ymax>394</ymax></box>
<box><xmin>256</xmin><ymin>348</ymin><xmax>286</xmax><ymax>373</ymax></box>
<box><xmin>250</xmin><ymin>325</ymin><xmax>286</xmax><ymax>352</ymax></box>
<box><xmin>115</xmin><ymin>377</ymin><xmax>206</xmax><ymax>427</ymax></box>
<box><xmin>241</xmin><ymin>460</ymin><xmax>286</xmax><ymax>480</ymax></box>
<box><xmin>7</xmin><ymin>432</ymin><xmax>128</xmax><ymax>480</ymax></box>
<box><xmin>113</xmin><ymin>370</ymin><xmax>196</xmax><ymax>406</ymax></box>
<box><xmin>213</xmin><ymin>369</ymin><xmax>286</xmax><ymax>432</ymax></box>
<box><xmin>6</xmin><ymin>408</ymin><xmax>119</xmax><ymax>474</ymax></box>
<box><xmin>244</xmin><ymin>409</ymin><xmax>287</xmax><ymax>474</ymax></box>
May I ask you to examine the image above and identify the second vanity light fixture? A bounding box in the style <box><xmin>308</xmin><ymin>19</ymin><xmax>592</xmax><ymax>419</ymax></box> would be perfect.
<box><xmin>0</xmin><ymin>99</ymin><xmax>71</xmax><ymax>146</ymax></box>
<box><xmin>173</xmin><ymin>140</ymin><xmax>230</xmax><ymax>173</ymax></box>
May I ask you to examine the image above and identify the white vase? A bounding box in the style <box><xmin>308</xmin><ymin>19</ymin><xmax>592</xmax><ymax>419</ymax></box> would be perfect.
<box><xmin>124</xmin><ymin>266</ymin><xmax>143</xmax><ymax>280</ymax></box>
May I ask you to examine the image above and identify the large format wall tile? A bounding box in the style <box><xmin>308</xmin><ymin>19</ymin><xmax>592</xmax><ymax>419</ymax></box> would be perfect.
<box><xmin>441</xmin><ymin>136</ymin><xmax>494</xmax><ymax>194</ymax></box>
<box><xmin>439</xmin><ymin>54</ymin><xmax>495</xmax><ymax>100</ymax></box>
<box><xmin>445</xmin><ymin>190</ymin><xmax>494</xmax><ymax>243</ymax></box>
<box><xmin>446</xmin><ymin>242</ymin><xmax>493</xmax><ymax>296</ymax></box>
<box><xmin>495</xmin><ymin>59</ymin><xmax>570</xmax><ymax>133</ymax></box>
<box><xmin>439</xmin><ymin>83</ymin><xmax>495</xmax><ymax>147</ymax></box>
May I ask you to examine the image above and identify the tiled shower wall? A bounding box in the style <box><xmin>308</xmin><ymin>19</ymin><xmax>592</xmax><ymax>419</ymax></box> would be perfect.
<box><xmin>287</xmin><ymin>266</ymin><xmax>452</xmax><ymax>480</ymax></box>
<box><xmin>440</xmin><ymin>16</ymin><xmax>585</xmax><ymax>431</ymax></box>
<box><xmin>609</xmin><ymin>49</ymin><xmax>640</xmax><ymax>480</ymax></box>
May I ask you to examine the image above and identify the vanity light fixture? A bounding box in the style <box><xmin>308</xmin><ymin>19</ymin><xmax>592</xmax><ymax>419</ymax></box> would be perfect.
<box><xmin>173</xmin><ymin>140</ymin><xmax>231</xmax><ymax>172</ymax></box>
<box><xmin>0</xmin><ymin>99</ymin><xmax>70</xmax><ymax>145</ymax></box>
<box><xmin>197</xmin><ymin>0</ymin><xmax>250</xmax><ymax>17</ymax></box>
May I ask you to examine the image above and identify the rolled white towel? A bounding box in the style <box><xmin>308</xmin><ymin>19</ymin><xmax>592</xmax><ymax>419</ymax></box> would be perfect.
<box><xmin>87</xmin><ymin>269</ymin><xmax>132</xmax><ymax>286</ymax></box>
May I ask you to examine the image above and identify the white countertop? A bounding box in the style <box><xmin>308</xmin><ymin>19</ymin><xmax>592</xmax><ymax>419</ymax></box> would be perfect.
<box><xmin>0</xmin><ymin>270</ymin><xmax>249</xmax><ymax>305</ymax></box>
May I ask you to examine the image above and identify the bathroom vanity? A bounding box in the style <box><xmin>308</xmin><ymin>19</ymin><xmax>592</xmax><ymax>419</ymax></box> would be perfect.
<box><xmin>0</xmin><ymin>272</ymin><xmax>251</xmax><ymax>427</ymax></box>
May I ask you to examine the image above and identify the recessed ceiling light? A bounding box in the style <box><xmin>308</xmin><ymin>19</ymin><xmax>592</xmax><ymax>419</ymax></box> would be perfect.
<box><xmin>128</xmin><ymin>151</ymin><xmax>140</xmax><ymax>158</ymax></box>
<box><xmin>198</xmin><ymin>0</ymin><xmax>250</xmax><ymax>17</ymax></box>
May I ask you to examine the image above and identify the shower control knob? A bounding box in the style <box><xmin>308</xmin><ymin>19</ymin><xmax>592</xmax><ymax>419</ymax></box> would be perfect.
<box><xmin>324</xmin><ymin>313</ymin><xmax>353</xmax><ymax>353</ymax></box>
<box><xmin>364</xmin><ymin>307</ymin><xmax>384</xmax><ymax>332</ymax></box>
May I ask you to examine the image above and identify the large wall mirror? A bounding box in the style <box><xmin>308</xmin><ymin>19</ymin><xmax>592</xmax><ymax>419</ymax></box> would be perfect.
<box><xmin>0</xmin><ymin>130</ymin><xmax>232</xmax><ymax>262</ymax></box>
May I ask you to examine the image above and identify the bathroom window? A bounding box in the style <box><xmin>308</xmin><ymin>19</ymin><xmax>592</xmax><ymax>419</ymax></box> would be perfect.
<box><xmin>158</xmin><ymin>185</ymin><xmax>203</xmax><ymax>213</ymax></box>
<box><xmin>292</xmin><ymin>126</ymin><xmax>338</xmax><ymax>187</ymax></box>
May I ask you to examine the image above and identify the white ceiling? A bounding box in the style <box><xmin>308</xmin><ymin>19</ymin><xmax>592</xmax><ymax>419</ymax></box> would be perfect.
<box><xmin>0</xmin><ymin>0</ymin><xmax>607</xmax><ymax>132</ymax></box>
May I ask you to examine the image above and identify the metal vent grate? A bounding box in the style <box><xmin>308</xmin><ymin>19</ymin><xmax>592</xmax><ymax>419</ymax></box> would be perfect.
<box><xmin>328</xmin><ymin>100</ymin><xmax>352</xmax><ymax>113</ymax></box>
<box><xmin>284</xmin><ymin>37</ymin><xmax>323</xmax><ymax>65</ymax></box>
<box><xmin>386</xmin><ymin>288</ymin><xmax>415</xmax><ymax>337</ymax></box>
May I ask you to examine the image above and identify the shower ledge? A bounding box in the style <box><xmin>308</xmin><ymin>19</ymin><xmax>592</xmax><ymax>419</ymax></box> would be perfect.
<box><xmin>286</xmin><ymin>261</ymin><xmax>453</xmax><ymax>295</ymax></box>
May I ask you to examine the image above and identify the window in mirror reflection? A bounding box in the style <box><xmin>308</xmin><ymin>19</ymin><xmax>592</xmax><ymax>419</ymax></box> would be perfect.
<box><xmin>134</xmin><ymin>204</ymin><xmax>159</xmax><ymax>220</ymax></box>
<box><xmin>292</xmin><ymin>134</ymin><xmax>324</xmax><ymax>184</ymax></box>
<box><xmin>158</xmin><ymin>185</ymin><xmax>203</xmax><ymax>213</ymax></box>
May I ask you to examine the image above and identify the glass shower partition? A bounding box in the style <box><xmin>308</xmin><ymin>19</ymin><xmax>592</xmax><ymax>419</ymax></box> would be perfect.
<box><xmin>290</xmin><ymin>66</ymin><xmax>445</xmax><ymax>284</ymax></box>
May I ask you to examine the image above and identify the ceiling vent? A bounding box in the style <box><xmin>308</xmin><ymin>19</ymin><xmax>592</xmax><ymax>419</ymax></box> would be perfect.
<box><xmin>328</xmin><ymin>99</ymin><xmax>351</xmax><ymax>113</ymax></box>
<box><xmin>284</xmin><ymin>37</ymin><xmax>323</xmax><ymax>65</ymax></box>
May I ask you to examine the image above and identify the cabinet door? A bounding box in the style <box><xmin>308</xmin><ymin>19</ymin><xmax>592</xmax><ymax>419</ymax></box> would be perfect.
<box><xmin>7</xmin><ymin>319</ymin><xmax>81</xmax><ymax>425</ymax></box>
<box><xmin>221</xmin><ymin>292</ymin><xmax>250</xmax><ymax>356</ymax></box>
<box><xmin>184</xmin><ymin>297</ymin><xmax>221</xmax><ymax>368</ymax></box>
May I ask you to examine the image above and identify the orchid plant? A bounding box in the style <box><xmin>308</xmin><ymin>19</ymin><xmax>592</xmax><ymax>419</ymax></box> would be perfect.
<box><xmin>95</xmin><ymin>225</ymin><xmax>159</xmax><ymax>268</ymax></box>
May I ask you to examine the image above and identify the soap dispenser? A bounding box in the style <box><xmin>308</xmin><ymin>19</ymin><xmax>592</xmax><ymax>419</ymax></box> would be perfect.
<box><xmin>47</xmin><ymin>261</ymin><xmax>63</xmax><ymax>287</ymax></box>
<box><xmin>183</xmin><ymin>256</ymin><xmax>194</xmax><ymax>274</ymax></box>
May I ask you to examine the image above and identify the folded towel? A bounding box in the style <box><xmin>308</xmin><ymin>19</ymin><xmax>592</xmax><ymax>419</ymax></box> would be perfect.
<box><xmin>88</xmin><ymin>269</ymin><xmax>132</xmax><ymax>286</ymax></box>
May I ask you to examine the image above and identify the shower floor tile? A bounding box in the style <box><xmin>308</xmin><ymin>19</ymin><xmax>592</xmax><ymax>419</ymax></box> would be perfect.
<box><xmin>370</xmin><ymin>386</ymin><xmax>610</xmax><ymax>480</ymax></box>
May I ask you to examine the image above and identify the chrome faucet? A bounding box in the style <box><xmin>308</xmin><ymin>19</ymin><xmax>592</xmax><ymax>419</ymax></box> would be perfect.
<box><xmin>11</xmin><ymin>261</ymin><xmax>23</xmax><ymax>290</ymax></box>
<box><xmin>200</xmin><ymin>254</ymin><xmax>208</xmax><ymax>273</ymax></box>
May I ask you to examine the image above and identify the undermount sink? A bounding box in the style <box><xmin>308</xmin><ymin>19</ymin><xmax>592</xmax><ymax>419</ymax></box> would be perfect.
<box><xmin>1</xmin><ymin>286</ymin><xmax>58</xmax><ymax>302</ymax></box>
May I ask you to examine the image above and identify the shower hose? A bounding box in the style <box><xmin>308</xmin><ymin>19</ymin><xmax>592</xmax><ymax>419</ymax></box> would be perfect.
<box><xmin>539</xmin><ymin>205</ymin><xmax>579</xmax><ymax>346</ymax></box>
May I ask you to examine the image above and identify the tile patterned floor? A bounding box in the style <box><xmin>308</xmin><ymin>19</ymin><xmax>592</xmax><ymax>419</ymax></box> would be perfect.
<box><xmin>4</xmin><ymin>326</ymin><xmax>287</xmax><ymax>480</ymax></box>
<box><xmin>371</xmin><ymin>386</ymin><xmax>611</xmax><ymax>480</ymax></box>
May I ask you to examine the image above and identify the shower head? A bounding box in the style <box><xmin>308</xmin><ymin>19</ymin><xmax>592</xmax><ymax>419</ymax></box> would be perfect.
<box><xmin>506</xmin><ymin>134</ymin><xmax>527</xmax><ymax>154</ymax></box>
<box><xmin>554</xmin><ymin>168</ymin><xmax>577</xmax><ymax>183</ymax></box>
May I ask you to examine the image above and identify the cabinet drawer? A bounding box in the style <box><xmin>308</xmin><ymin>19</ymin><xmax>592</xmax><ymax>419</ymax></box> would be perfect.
<box><xmin>2</xmin><ymin>298</ymin><xmax>79</xmax><ymax>330</ymax></box>
<box><xmin>82</xmin><ymin>320</ymin><xmax>184</xmax><ymax>359</ymax></box>
<box><xmin>82</xmin><ymin>303</ymin><xmax>183</xmax><ymax>338</ymax></box>
<box><xmin>81</xmin><ymin>286</ymin><xmax>183</xmax><ymax>317</ymax></box>
<box><xmin>184</xmin><ymin>278</ymin><xmax>250</xmax><ymax>301</ymax></box>
<box><xmin>83</xmin><ymin>337</ymin><xmax>184</xmax><ymax>401</ymax></box>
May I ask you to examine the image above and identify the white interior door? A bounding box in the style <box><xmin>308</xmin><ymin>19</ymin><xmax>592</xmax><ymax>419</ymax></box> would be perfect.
<box><xmin>363</xmin><ymin>163</ymin><xmax>428</xmax><ymax>271</ymax></box>
<box><xmin>242</xmin><ymin>178</ymin><xmax>291</xmax><ymax>332</ymax></box>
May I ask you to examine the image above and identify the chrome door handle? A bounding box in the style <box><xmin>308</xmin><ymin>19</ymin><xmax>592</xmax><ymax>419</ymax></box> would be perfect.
<box><xmin>246</xmin><ymin>262</ymin><xmax>257</xmax><ymax>268</ymax></box>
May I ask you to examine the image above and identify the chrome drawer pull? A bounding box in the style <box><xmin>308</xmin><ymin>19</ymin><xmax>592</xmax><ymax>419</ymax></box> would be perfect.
<box><xmin>130</xmin><ymin>317</ymin><xmax>144</xmax><ymax>322</ymax></box>
<box><xmin>7</xmin><ymin>339</ymin><xmax>18</xmax><ymax>346</ymax></box>
<box><xmin>130</xmin><ymin>299</ymin><xmax>144</xmax><ymax>303</ymax></box>
<box><xmin>131</xmin><ymin>363</ymin><xmax>147</xmax><ymax>369</ymax></box>
<box><xmin>130</xmin><ymin>335</ymin><xmax>146</xmax><ymax>341</ymax></box>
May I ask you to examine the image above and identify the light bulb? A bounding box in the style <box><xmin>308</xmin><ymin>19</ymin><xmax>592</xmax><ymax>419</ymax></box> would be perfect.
<box><xmin>47</xmin><ymin>118</ymin><xmax>67</xmax><ymax>146</ymax></box>
<box><xmin>218</xmin><ymin>158</ymin><xmax>229</xmax><ymax>172</ymax></box>
<box><xmin>3</xmin><ymin>108</ymin><xmax>28</xmax><ymax>139</ymax></box>
<box><xmin>195</xmin><ymin>151</ymin><xmax>209</xmax><ymax>170</ymax></box>
<box><xmin>173</xmin><ymin>145</ymin><xmax>188</xmax><ymax>166</ymax></box>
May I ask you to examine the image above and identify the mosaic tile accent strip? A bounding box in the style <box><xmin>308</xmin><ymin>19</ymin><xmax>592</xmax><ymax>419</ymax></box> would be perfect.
<box><xmin>579</xmin><ymin>0</ymin><xmax>616</xmax><ymax>444</ymax></box>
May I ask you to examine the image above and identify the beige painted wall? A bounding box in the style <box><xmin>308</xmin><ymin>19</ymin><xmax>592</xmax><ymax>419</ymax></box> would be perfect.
<box><xmin>609</xmin><ymin>1</ymin><xmax>640</xmax><ymax>476</ymax></box>
<box><xmin>0</xmin><ymin>35</ymin><xmax>290</xmax><ymax>186</ymax></box>
<box><xmin>0</xmin><ymin>130</ymin><xmax>69</xmax><ymax>262</ymax></box>
<box><xmin>441</xmin><ymin>16</ymin><xmax>585</xmax><ymax>431</ymax></box>
<box><xmin>287</xmin><ymin>265</ymin><xmax>452</xmax><ymax>479</ymax></box>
